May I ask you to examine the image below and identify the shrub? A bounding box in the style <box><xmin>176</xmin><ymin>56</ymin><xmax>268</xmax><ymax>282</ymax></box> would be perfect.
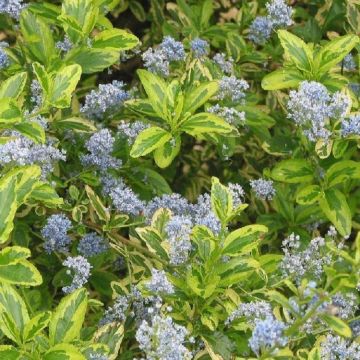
<box><xmin>0</xmin><ymin>0</ymin><xmax>359</xmax><ymax>359</ymax></box>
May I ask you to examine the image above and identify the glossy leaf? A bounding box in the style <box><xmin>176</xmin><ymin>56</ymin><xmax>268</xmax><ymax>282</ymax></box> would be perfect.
<box><xmin>277</xmin><ymin>30</ymin><xmax>313</xmax><ymax>72</ymax></box>
<box><xmin>319</xmin><ymin>188</ymin><xmax>352</xmax><ymax>237</ymax></box>
<box><xmin>130</xmin><ymin>126</ymin><xmax>172</xmax><ymax>158</ymax></box>
<box><xmin>180</xmin><ymin>112</ymin><xmax>234</xmax><ymax>135</ymax></box>
<box><xmin>49</xmin><ymin>288</ymin><xmax>88</xmax><ymax>345</ymax></box>
<box><xmin>222</xmin><ymin>225</ymin><xmax>268</xmax><ymax>256</ymax></box>
<box><xmin>0</xmin><ymin>73</ymin><xmax>27</xmax><ymax>99</ymax></box>
<box><xmin>271</xmin><ymin>159</ymin><xmax>314</xmax><ymax>183</ymax></box>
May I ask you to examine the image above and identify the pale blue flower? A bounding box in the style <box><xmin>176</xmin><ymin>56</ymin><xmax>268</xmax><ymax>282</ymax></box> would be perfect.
<box><xmin>62</xmin><ymin>255</ymin><xmax>92</xmax><ymax>293</ymax></box>
<box><xmin>41</xmin><ymin>214</ymin><xmax>72</xmax><ymax>254</ymax></box>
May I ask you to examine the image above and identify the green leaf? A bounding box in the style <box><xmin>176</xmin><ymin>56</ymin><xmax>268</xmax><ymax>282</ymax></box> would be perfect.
<box><xmin>315</xmin><ymin>34</ymin><xmax>359</xmax><ymax>75</ymax></box>
<box><xmin>33</xmin><ymin>62</ymin><xmax>51</xmax><ymax>95</ymax></box>
<box><xmin>30</xmin><ymin>182</ymin><xmax>64</xmax><ymax>206</ymax></box>
<box><xmin>23</xmin><ymin>311</ymin><xmax>51</xmax><ymax>342</ymax></box>
<box><xmin>13</xmin><ymin>121</ymin><xmax>46</xmax><ymax>144</ymax></box>
<box><xmin>261</xmin><ymin>68</ymin><xmax>304</xmax><ymax>90</ymax></box>
<box><xmin>192</xmin><ymin>225</ymin><xmax>215</xmax><ymax>260</ymax></box>
<box><xmin>296</xmin><ymin>185</ymin><xmax>321</xmax><ymax>205</ymax></box>
<box><xmin>308</xmin><ymin>347</ymin><xmax>321</xmax><ymax>360</ymax></box>
<box><xmin>154</xmin><ymin>136</ymin><xmax>181</xmax><ymax>168</ymax></box>
<box><xmin>183</xmin><ymin>81</ymin><xmax>219</xmax><ymax>115</ymax></box>
<box><xmin>93</xmin><ymin>323</ymin><xmax>124</xmax><ymax>360</ymax></box>
<box><xmin>320</xmin><ymin>313</ymin><xmax>352</xmax><ymax>338</ymax></box>
<box><xmin>27</xmin><ymin>2</ymin><xmax>61</xmax><ymax>23</ymax></box>
<box><xmin>0</xmin><ymin>283</ymin><xmax>29</xmax><ymax>344</ymax></box>
<box><xmin>129</xmin><ymin>0</ymin><xmax>146</xmax><ymax>21</ymax></box>
<box><xmin>332</xmin><ymin>139</ymin><xmax>348</xmax><ymax>159</ymax></box>
<box><xmin>49</xmin><ymin>64</ymin><xmax>82</xmax><ymax>108</ymax></box>
<box><xmin>216</xmin><ymin>258</ymin><xmax>259</xmax><ymax>286</ymax></box>
<box><xmin>319</xmin><ymin>188</ymin><xmax>352</xmax><ymax>237</ymax></box>
<box><xmin>93</xmin><ymin>29</ymin><xmax>139</xmax><ymax>51</ymax></box>
<box><xmin>20</xmin><ymin>9</ymin><xmax>56</xmax><ymax>67</ymax></box>
<box><xmin>0</xmin><ymin>99</ymin><xmax>22</xmax><ymax>124</ymax></box>
<box><xmin>85</xmin><ymin>185</ymin><xmax>110</xmax><ymax>222</ymax></box>
<box><xmin>65</xmin><ymin>47</ymin><xmax>120</xmax><ymax>74</ymax></box>
<box><xmin>240</xmin><ymin>106</ymin><xmax>276</xmax><ymax>128</ymax></box>
<box><xmin>11</xmin><ymin>165</ymin><xmax>42</xmax><ymax>204</ymax></box>
<box><xmin>326</xmin><ymin>160</ymin><xmax>360</xmax><ymax>187</ymax></box>
<box><xmin>271</xmin><ymin>159</ymin><xmax>314</xmax><ymax>183</ymax></box>
<box><xmin>130</xmin><ymin>127</ymin><xmax>172</xmax><ymax>158</ymax></box>
<box><xmin>222</xmin><ymin>225</ymin><xmax>268</xmax><ymax>256</ymax></box>
<box><xmin>180</xmin><ymin>112</ymin><xmax>234</xmax><ymax>135</ymax></box>
<box><xmin>130</xmin><ymin>167</ymin><xmax>172</xmax><ymax>195</ymax></box>
<box><xmin>211</xmin><ymin>177</ymin><xmax>232</xmax><ymax>224</ymax></box>
<box><xmin>136</xmin><ymin>227</ymin><xmax>169</xmax><ymax>260</ymax></box>
<box><xmin>0</xmin><ymin>345</ymin><xmax>21</xmax><ymax>360</ymax></box>
<box><xmin>0</xmin><ymin>166</ymin><xmax>41</xmax><ymax>243</ymax></box>
<box><xmin>277</xmin><ymin>30</ymin><xmax>313</xmax><ymax>72</ymax></box>
<box><xmin>125</xmin><ymin>99</ymin><xmax>159</xmax><ymax>118</ymax></box>
<box><xmin>346</xmin><ymin>1</ymin><xmax>360</xmax><ymax>33</ymax></box>
<box><xmin>44</xmin><ymin>343</ymin><xmax>86</xmax><ymax>360</ymax></box>
<box><xmin>49</xmin><ymin>288</ymin><xmax>88</xmax><ymax>345</ymax></box>
<box><xmin>53</xmin><ymin>117</ymin><xmax>96</xmax><ymax>132</ymax></box>
<box><xmin>0</xmin><ymin>246</ymin><xmax>42</xmax><ymax>286</ymax></box>
<box><xmin>137</xmin><ymin>69</ymin><xmax>168</xmax><ymax>119</ymax></box>
<box><xmin>0</xmin><ymin>246</ymin><xmax>30</xmax><ymax>265</ymax></box>
<box><xmin>0</xmin><ymin>73</ymin><xmax>27</xmax><ymax>99</ymax></box>
<box><xmin>0</xmin><ymin>175</ymin><xmax>17</xmax><ymax>244</ymax></box>
<box><xmin>61</xmin><ymin>0</ymin><xmax>99</xmax><ymax>42</ymax></box>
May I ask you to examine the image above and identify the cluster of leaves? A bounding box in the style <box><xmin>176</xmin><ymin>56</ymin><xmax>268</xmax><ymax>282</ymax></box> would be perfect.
<box><xmin>0</xmin><ymin>0</ymin><xmax>360</xmax><ymax>359</ymax></box>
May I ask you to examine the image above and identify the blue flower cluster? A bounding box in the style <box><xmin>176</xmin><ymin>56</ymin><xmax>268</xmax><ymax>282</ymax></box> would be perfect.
<box><xmin>41</xmin><ymin>214</ymin><xmax>72</xmax><ymax>254</ymax></box>
<box><xmin>56</xmin><ymin>36</ymin><xmax>73</xmax><ymax>53</ymax></box>
<box><xmin>0</xmin><ymin>134</ymin><xmax>66</xmax><ymax>178</ymax></box>
<box><xmin>342</xmin><ymin>54</ymin><xmax>357</xmax><ymax>71</ymax></box>
<box><xmin>62</xmin><ymin>255</ymin><xmax>92</xmax><ymax>294</ymax></box>
<box><xmin>280</xmin><ymin>234</ymin><xmax>331</xmax><ymax>284</ymax></box>
<box><xmin>30</xmin><ymin>80</ymin><xmax>43</xmax><ymax>109</ymax></box>
<box><xmin>118</xmin><ymin>120</ymin><xmax>150</xmax><ymax>145</ymax></box>
<box><xmin>213</xmin><ymin>53</ymin><xmax>234</xmax><ymax>74</ymax></box>
<box><xmin>0</xmin><ymin>0</ymin><xmax>24</xmax><ymax>19</ymax></box>
<box><xmin>250</xmin><ymin>178</ymin><xmax>276</xmax><ymax>200</ymax></box>
<box><xmin>146</xmin><ymin>269</ymin><xmax>174</xmax><ymax>295</ymax></box>
<box><xmin>100</xmin><ymin>295</ymin><xmax>129</xmax><ymax>325</ymax></box>
<box><xmin>249</xmin><ymin>317</ymin><xmax>288</xmax><ymax>356</ymax></box>
<box><xmin>266</xmin><ymin>0</ymin><xmax>293</xmax><ymax>27</ymax></box>
<box><xmin>165</xmin><ymin>215</ymin><xmax>193</xmax><ymax>266</ymax></box>
<box><xmin>142</xmin><ymin>36</ymin><xmax>185</xmax><ymax>77</ymax></box>
<box><xmin>248</xmin><ymin>17</ymin><xmax>274</xmax><ymax>45</ymax></box>
<box><xmin>226</xmin><ymin>301</ymin><xmax>273</xmax><ymax>326</ymax></box>
<box><xmin>80</xmin><ymin>80</ymin><xmax>130</xmax><ymax>120</ymax></box>
<box><xmin>341</xmin><ymin>114</ymin><xmax>360</xmax><ymax>137</ymax></box>
<box><xmin>287</xmin><ymin>81</ymin><xmax>350</xmax><ymax>142</ymax></box>
<box><xmin>81</xmin><ymin>129</ymin><xmax>121</xmax><ymax>172</ymax></box>
<box><xmin>136</xmin><ymin>315</ymin><xmax>192</xmax><ymax>360</ymax></box>
<box><xmin>249</xmin><ymin>0</ymin><xmax>293</xmax><ymax>45</ymax></box>
<box><xmin>190</xmin><ymin>38</ymin><xmax>209</xmax><ymax>58</ymax></box>
<box><xmin>320</xmin><ymin>334</ymin><xmax>360</xmax><ymax>360</ymax></box>
<box><xmin>208</xmin><ymin>104</ymin><xmax>246</xmax><ymax>126</ymax></box>
<box><xmin>192</xmin><ymin>193</ymin><xmax>222</xmax><ymax>234</ymax></box>
<box><xmin>218</xmin><ymin>76</ymin><xmax>249</xmax><ymax>102</ymax></box>
<box><xmin>109</xmin><ymin>178</ymin><xmax>145</xmax><ymax>216</ymax></box>
<box><xmin>77</xmin><ymin>232</ymin><xmax>109</xmax><ymax>258</ymax></box>
<box><xmin>88</xmin><ymin>352</ymin><xmax>108</xmax><ymax>360</ymax></box>
<box><xmin>0</xmin><ymin>42</ymin><xmax>9</xmax><ymax>69</ymax></box>
<box><xmin>228</xmin><ymin>183</ymin><xmax>246</xmax><ymax>208</ymax></box>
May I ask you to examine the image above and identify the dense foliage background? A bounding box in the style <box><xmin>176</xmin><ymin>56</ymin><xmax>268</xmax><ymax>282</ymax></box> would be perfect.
<box><xmin>0</xmin><ymin>0</ymin><xmax>359</xmax><ymax>359</ymax></box>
